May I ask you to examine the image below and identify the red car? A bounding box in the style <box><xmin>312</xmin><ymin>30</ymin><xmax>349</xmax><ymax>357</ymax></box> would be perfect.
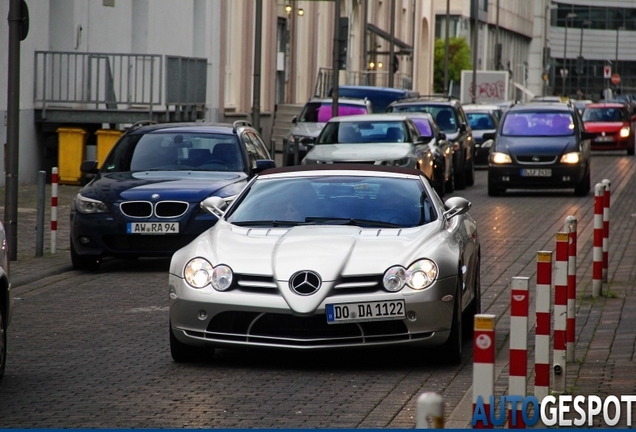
<box><xmin>581</xmin><ymin>102</ymin><xmax>635</xmax><ymax>155</ymax></box>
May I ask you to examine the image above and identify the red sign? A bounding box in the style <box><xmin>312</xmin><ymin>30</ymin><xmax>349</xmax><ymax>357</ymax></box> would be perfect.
<box><xmin>611</xmin><ymin>73</ymin><xmax>621</xmax><ymax>85</ymax></box>
<box><xmin>603</xmin><ymin>66</ymin><xmax>612</xmax><ymax>79</ymax></box>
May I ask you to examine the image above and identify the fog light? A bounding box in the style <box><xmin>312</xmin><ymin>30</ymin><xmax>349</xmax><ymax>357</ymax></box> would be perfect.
<box><xmin>562</xmin><ymin>176</ymin><xmax>570</xmax><ymax>182</ymax></box>
<box><xmin>169</xmin><ymin>285</ymin><xmax>177</xmax><ymax>300</ymax></box>
<box><xmin>502</xmin><ymin>176</ymin><xmax>510</xmax><ymax>182</ymax></box>
<box><xmin>198</xmin><ymin>310</ymin><xmax>208</xmax><ymax>320</ymax></box>
<box><xmin>407</xmin><ymin>310</ymin><xmax>417</xmax><ymax>321</ymax></box>
<box><xmin>79</xmin><ymin>236</ymin><xmax>91</xmax><ymax>245</ymax></box>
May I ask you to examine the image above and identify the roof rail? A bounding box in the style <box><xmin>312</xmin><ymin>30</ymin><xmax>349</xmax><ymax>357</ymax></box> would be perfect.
<box><xmin>232</xmin><ymin>120</ymin><xmax>253</xmax><ymax>133</ymax></box>
<box><xmin>125</xmin><ymin>120</ymin><xmax>157</xmax><ymax>134</ymax></box>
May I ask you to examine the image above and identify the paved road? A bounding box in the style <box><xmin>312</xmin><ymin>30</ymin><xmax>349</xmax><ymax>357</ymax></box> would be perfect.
<box><xmin>0</xmin><ymin>153</ymin><xmax>634</xmax><ymax>428</ymax></box>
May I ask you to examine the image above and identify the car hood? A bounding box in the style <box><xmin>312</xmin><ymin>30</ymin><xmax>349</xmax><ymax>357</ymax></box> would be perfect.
<box><xmin>495</xmin><ymin>135</ymin><xmax>578</xmax><ymax>155</ymax></box>
<box><xmin>306</xmin><ymin>143</ymin><xmax>412</xmax><ymax>162</ymax></box>
<box><xmin>179</xmin><ymin>222</ymin><xmax>451</xmax><ymax>315</ymax></box>
<box><xmin>80</xmin><ymin>171</ymin><xmax>248</xmax><ymax>203</ymax></box>
<box><xmin>584</xmin><ymin>122</ymin><xmax>626</xmax><ymax>133</ymax></box>
<box><xmin>287</xmin><ymin>122</ymin><xmax>326</xmax><ymax>138</ymax></box>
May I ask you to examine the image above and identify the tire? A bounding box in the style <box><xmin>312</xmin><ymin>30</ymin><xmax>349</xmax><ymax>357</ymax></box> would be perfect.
<box><xmin>170</xmin><ymin>322</ymin><xmax>215</xmax><ymax>363</ymax></box>
<box><xmin>454</xmin><ymin>155</ymin><xmax>467</xmax><ymax>190</ymax></box>
<box><xmin>466</xmin><ymin>156</ymin><xmax>475</xmax><ymax>187</ymax></box>
<box><xmin>446</xmin><ymin>163</ymin><xmax>455</xmax><ymax>194</ymax></box>
<box><xmin>70</xmin><ymin>241</ymin><xmax>101</xmax><ymax>271</ymax></box>
<box><xmin>628</xmin><ymin>140</ymin><xmax>635</xmax><ymax>156</ymax></box>
<box><xmin>463</xmin><ymin>256</ymin><xmax>481</xmax><ymax>338</ymax></box>
<box><xmin>574</xmin><ymin>168</ymin><xmax>591</xmax><ymax>196</ymax></box>
<box><xmin>434</xmin><ymin>175</ymin><xmax>446</xmax><ymax>198</ymax></box>
<box><xmin>0</xmin><ymin>304</ymin><xmax>6</xmax><ymax>381</ymax></box>
<box><xmin>440</xmin><ymin>279</ymin><xmax>462</xmax><ymax>365</ymax></box>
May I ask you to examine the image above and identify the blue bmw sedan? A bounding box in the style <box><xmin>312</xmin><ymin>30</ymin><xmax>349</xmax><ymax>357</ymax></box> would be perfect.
<box><xmin>70</xmin><ymin>121</ymin><xmax>275</xmax><ymax>270</ymax></box>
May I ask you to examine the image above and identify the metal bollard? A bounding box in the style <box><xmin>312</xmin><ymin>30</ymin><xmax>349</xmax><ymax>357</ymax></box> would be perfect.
<box><xmin>282</xmin><ymin>138</ymin><xmax>289</xmax><ymax>167</ymax></box>
<box><xmin>509</xmin><ymin>276</ymin><xmax>529</xmax><ymax>428</ymax></box>
<box><xmin>415</xmin><ymin>392</ymin><xmax>444</xmax><ymax>429</ymax></box>
<box><xmin>270</xmin><ymin>138</ymin><xmax>276</xmax><ymax>159</ymax></box>
<box><xmin>535</xmin><ymin>251</ymin><xmax>552</xmax><ymax>401</ymax></box>
<box><xmin>293</xmin><ymin>140</ymin><xmax>300</xmax><ymax>166</ymax></box>
<box><xmin>592</xmin><ymin>183</ymin><xmax>604</xmax><ymax>297</ymax></box>
<box><xmin>553</xmin><ymin>232</ymin><xmax>569</xmax><ymax>394</ymax></box>
<box><xmin>601</xmin><ymin>179</ymin><xmax>611</xmax><ymax>282</ymax></box>
<box><xmin>35</xmin><ymin>170</ymin><xmax>46</xmax><ymax>257</ymax></box>
<box><xmin>51</xmin><ymin>167</ymin><xmax>59</xmax><ymax>254</ymax></box>
<box><xmin>565</xmin><ymin>215</ymin><xmax>577</xmax><ymax>363</ymax></box>
<box><xmin>473</xmin><ymin>314</ymin><xmax>496</xmax><ymax>429</ymax></box>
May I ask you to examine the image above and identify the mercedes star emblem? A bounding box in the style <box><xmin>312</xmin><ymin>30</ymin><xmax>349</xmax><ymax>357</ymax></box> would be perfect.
<box><xmin>289</xmin><ymin>270</ymin><xmax>322</xmax><ymax>295</ymax></box>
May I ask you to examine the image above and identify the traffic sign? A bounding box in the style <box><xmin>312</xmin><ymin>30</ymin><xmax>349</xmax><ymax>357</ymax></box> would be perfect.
<box><xmin>611</xmin><ymin>73</ymin><xmax>621</xmax><ymax>85</ymax></box>
<box><xmin>604</xmin><ymin>66</ymin><xmax>612</xmax><ymax>79</ymax></box>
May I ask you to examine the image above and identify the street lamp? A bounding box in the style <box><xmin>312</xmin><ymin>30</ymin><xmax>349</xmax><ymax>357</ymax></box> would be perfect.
<box><xmin>543</xmin><ymin>3</ymin><xmax>558</xmax><ymax>96</ymax></box>
<box><xmin>562</xmin><ymin>12</ymin><xmax>577</xmax><ymax>97</ymax></box>
<box><xmin>615</xmin><ymin>25</ymin><xmax>625</xmax><ymax>90</ymax></box>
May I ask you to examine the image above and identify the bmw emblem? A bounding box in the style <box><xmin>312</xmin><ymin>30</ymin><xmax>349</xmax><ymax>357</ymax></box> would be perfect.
<box><xmin>151</xmin><ymin>193</ymin><xmax>160</xmax><ymax>200</ymax></box>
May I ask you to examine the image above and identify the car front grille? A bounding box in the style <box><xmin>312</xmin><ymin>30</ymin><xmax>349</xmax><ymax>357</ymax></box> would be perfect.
<box><xmin>120</xmin><ymin>201</ymin><xmax>189</xmax><ymax>218</ymax></box>
<box><xmin>516</xmin><ymin>155</ymin><xmax>557</xmax><ymax>164</ymax></box>
<box><xmin>195</xmin><ymin>311</ymin><xmax>429</xmax><ymax>347</ymax></box>
<box><xmin>230</xmin><ymin>274</ymin><xmax>383</xmax><ymax>294</ymax></box>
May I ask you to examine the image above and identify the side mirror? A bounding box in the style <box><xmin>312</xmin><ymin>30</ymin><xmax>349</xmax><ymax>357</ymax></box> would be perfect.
<box><xmin>459</xmin><ymin>123</ymin><xmax>467</xmax><ymax>133</ymax></box>
<box><xmin>80</xmin><ymin>160</ymin><xmax>99</xmax><ymax>174</ymax></box>
<box><xmin>482</xmin><ymin>132</ymin><xmax>496</xmax><ymax>141</ymax></box>
<box><xmin>254</xmin><ymin>159</ymin><xmax>276</xmax><ymax>173</ymax></box>
<box><xmin>443</xmin><ymin>196</ymin><xmax>471</xmax><ymax>219</ymax></box>
<box><xmin>416</xmin><ymin>135</ymin><xmax>433</xmax><ymax>144</ymax></box>
<box><xmin>200</xmin><ymin>196</ymin><xmax>228</xmax><ymax>218</ymax></box>
<box><xmin>437</xmin><ymin>132</ymin><xmax>446</xmax><ymax>141</ymax></box>
<box><xmin>299</xmin><ymin>136</ymin><xmax>315</xmax><ymax>149</ymax></box>
<box><xmin>292</xmin><ymin>116</ymin><xmax>298</xmax><ymax>124</ymax></box>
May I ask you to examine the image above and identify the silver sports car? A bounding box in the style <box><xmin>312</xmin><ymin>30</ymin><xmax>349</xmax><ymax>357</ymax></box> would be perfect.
<box><xmin>168</xmin><ymin>165</ymin><xmax>480</xmax><ymax>364</ymax></box>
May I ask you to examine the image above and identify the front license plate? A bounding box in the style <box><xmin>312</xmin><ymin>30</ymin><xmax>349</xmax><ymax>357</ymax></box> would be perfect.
<box><xmin>595</xmin><ymin>136</ymin><xmax>613</xmax><ymax>142</ymax></box>
<box><xmin>326</xmin><ymin>300</ymin><xmax>405</xmax><ymax>324</ymax></box>
<box><xmin>521</xmin><ymin>169</ymin><xmax>551</xmax><ymax>177</ymax></box>
<box><xmin>127</xmin><ymin>222</ymin><xmax>179</xmax><ymax>234</ymax></box>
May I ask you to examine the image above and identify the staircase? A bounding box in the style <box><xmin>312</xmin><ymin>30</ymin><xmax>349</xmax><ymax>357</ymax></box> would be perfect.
<box><xmin>271</xmin><ymin>103</ymin><xmax>304</xmax><ymax>153</ymax></box>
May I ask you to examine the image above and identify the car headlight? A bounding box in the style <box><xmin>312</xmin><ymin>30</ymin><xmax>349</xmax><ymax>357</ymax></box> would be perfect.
<box><xmin>382</xmin><ymin>157</ymin><xmax>411</xmax><ymax>167</ymax></box>
<box><xmin>74</xmin><ymin>194</ymin><xmax>109</xmax><ymax>214</ymax></box>
<box><xmin>184</xmin><ymin>258</ymin><xmax>214</xmax><ymax>288</ymax></box>
<box><xmin>211</xmin><ymin>264</ymin><xmax>233</xmax><ymax>291</ymax></box>
<box><xmin>560</xmin><ymin>152</ymin><xmax>581</xmax><ymax>164</ymax></box>
<box><xmin>406</xmin><ymin>259</ymin><xmax>438</xmax><ymax>290</ymax></box>
<box><xmin>620</xmin><ymin>127</ymin><xmax>630</xmax><ymax>138</ymax></box>
<box><xmin>383</xmin><ymin>266</ymin><xmax>407</xmax><ymax>292</ymax></box>
<box><xmin>490</xmin><ymin>152</ymin><xmax>512</xmax><ymax>164</ymax></box>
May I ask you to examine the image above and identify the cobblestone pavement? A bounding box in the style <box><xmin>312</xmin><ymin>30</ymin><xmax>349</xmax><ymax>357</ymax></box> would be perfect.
<box><xmin>0</xmin><ymin>153</ymin><xmax>635</xmax><ymax>428</ymax></box>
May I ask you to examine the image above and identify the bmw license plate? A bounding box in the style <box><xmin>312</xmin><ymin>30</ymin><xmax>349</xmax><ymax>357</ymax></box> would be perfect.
<box><xmin>127</xmin><ymin>222</ymin><xmax>179</xmax><ymax>234</ymax></box>
<box><xmin>521</xmin><ymin>169</ymin><xmax>551</xmax><ymax>177</ymax></box>
<box><xmin>326</xmin><ymin>300</ymin><xmax>405</xmax><ymax>324</ymax></box>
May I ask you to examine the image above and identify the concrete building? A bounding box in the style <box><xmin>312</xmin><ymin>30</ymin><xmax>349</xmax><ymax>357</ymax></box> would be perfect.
<box><xmin>0</xmin><ymin>0</ymin><xmax>435</xmax><ymax>186</ymax></box>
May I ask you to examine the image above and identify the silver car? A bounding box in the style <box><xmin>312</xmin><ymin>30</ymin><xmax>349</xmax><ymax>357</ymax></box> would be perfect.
<box><xmin>0</xmin><ymin>222</ymin><xmax>12</xmax><ymax>380</ymax></box>
<box><xmin>168</xmin><ymin>165</ymin><xmax>481</xmax><ymax>364</ymax></box>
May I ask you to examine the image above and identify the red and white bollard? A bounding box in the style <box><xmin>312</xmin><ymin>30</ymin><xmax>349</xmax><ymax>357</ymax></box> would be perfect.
<box><xmin>473</xmin><ymin>314</ymin><xmax>496</xmax><ymax>429</ymax></box>
<box><xmin>565</xmin><ymin>216</ymin><xmax>577</xmax><ymax>363</ymax></box>
<box><xmin>509</xmin><ymin>277</ymin><xmax>529</xmax><ymax>428</ymax></box>
<box><xmin>553</xmin><ymin>232</ymin><xmax>569</xmax><ymax>394</ymax></box>
<box><xmin>593</xmin><ymin>183</ymin><xmax>604</xmax><ymax>297</ymax></box>
<box><xmin>602</xmin><ymin>179</ymin><xmax>611</xmax><ymax>282</ymax></box>
<box><xmin>51</xmin><ymin>167</ymin><xmax>58</xmax><ymax>254</ymax></box>
<box><xmin>535</xmin><ymin>251</ymin><xmax>552</xmax><ymax>401</ymax></box>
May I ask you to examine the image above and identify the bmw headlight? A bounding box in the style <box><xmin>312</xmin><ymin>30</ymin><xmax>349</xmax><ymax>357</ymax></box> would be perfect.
<box><xmin>620</xmin><ymin>127</ymin><xmax>630</xmax><ymax>138</ymax></box>
<box><xmin>490</xmin><ymin>152</ymin><xmax>512</xmax><ymax>164</ymax></box>
<box><xmin>211</xmin><ymin>264</ymin><xmax>233</xmax><ymax>291</ymax></box>
<box><xmin>383</xmin><ymin>266</ymin><xmax>406</xmax><ymax>292</ymax></box>
<box><xmin>184</xmin><ymin>258</ymin><xmax>214</xmax><ymax>288</ymax></box>
<box><xmin>74</xmin><ymin>194</ymin><xmax>109</xmax><ymax>214</ymax></box>
<box><xmin>560</xmin><ymin>152</ymin><xmax>581</xmax><ymax>164</ymax></box>
<box><xmin>406</xmin><ymin>259</ymin><xmax>438</xmax><ymax>290</ymax></box>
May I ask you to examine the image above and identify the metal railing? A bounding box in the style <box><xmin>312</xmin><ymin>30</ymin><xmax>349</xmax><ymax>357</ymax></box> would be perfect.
<box><xmin>314</xmin><ymin>67</ymin><xmax>413</xmax><ymax>97</ymax></box>
<box><xmin>34</xmin><ymin>51</ymin><xmax>163</xmax><ymax>117</ymax></box>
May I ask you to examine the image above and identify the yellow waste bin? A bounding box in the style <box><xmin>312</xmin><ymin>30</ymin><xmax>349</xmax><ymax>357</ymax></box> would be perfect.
<box><xmin>56</xmin><ymin>127</ymin><xmax>87</xmax><ymax>185</ymax></box>
<box><xmin>95</xmin><ymin>129</ymin><xmax>123</xmax><ymax>167</ymax></box>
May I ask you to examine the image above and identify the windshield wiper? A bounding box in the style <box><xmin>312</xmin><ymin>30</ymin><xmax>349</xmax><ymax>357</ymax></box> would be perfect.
<box><xmin>304</xmin><ymin>217</ymin><xmax>404</xmax><ymax>228</ymax></box>
<box><xmin>232</xmin><ymin>220</ymin><xmax>302</xmax><ymax>227</ymax></box>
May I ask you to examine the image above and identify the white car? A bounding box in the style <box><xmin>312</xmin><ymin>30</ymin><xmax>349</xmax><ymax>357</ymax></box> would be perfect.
<box><xmin>168</xmin><ymin>165</ymin><xmax>481</xmax><ymax>364</ymax></box>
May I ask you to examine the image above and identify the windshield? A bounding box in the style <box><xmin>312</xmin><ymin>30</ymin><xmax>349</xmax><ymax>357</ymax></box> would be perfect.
<box><xmin>467</xmin><ymin>112</ymin><xmax>495</xmax><ymax>130</ymax></box>
<box><xmin>299</xmin><ymin>102</ymin><xmax>368</xmax><ymax>123</ymax></box>
<box><xmin>226</xmin><ymin>175</ymin><xmax>436</xmax><ymax>228</ymax></box>
<box><xmin>102</xmin><ymin>132</ymin><xmax>244</xmax><ymax>172</ymax></box>
<box><xmin>317</xmin><ymin>121</ymin><xmax>408</xmax><ymax>144</ymax></box>
<box><xmin>502</xmin><ymin>112</ymin><xmax>574</xmax><ymax>137</ymax></box>
<box><xmin>582</xmin><ymin>107</ymin><xmax>627</xmax><ymax>122</ymax></box>
<box><xmin>391</xmin><ymin>105</ymin><xmax>458</xmax><ymax>133</ymax></box>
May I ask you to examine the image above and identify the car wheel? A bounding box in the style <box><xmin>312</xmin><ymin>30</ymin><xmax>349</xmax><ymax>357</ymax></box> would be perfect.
<box><xmin>463</xmin><ymin>256</ymin><xmax>481</xmax><ymax>338</ymax></box>
<box><xmin>170</xmin><ymin>322</ymin><xmax>215</xmax><ymax>363</ymax></box>
<box><xmin>70</xmin><ymin>241</ymin><xmax>101</xmax><ymax>271</ymax></box>
<box><xmin>487</xmin><ymin>177</ymin><xmax>503</xmax><ymax>197</ymax></box>
<box><xmin>446</xmin><ymin>164</ymin><xmax>455</xmax><ymax>193</ymax></box>
<box><xmin>628</xmin><ymin>140</ymin><xmax>635</xmax><ymax>156</ymax></box>
<box><xmin>466</xmin><ymin>156</ymin><xmax>475</xmax><ymax>187</ymax></box>
<box><xmin>574</xmin><ymin>168</ymin><xmax>591</xmax><ymax>196</ymax></box>
<box><xmin>0</xmin><ymin>303</ymin><xmax>6</xmax><ymax>381</ymax></box>
<box><xmin>454</xmin><ymin>159</ymin><xmax>467</xmax><ymax>190</ymax></box>
<box><xmin>440</xmin><ymin>278</ymin><xmax>462</xmax><ymax>365</ymax></box>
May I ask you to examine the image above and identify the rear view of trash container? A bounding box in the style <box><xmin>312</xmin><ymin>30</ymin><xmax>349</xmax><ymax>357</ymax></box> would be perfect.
<box><xmin>95</xmin><ymin>129</ymin><xmax>123</xmax><ymax>167</ymax></box>
<box><xmin>56</xmin><ymin>127</ymin><xmax>87</xmax><ymax>185</ymax></box>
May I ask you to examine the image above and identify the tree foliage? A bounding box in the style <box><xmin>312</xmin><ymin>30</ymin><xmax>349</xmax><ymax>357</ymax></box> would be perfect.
<box><xmin>433</xmin><ymin>37</ymin><xmax>473</xmax><ymax>93</ymax></box>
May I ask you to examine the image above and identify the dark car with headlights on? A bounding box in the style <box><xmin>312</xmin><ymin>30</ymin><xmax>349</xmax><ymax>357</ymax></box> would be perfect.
<box><xmin>70</xmin><ymin>121</ymin><xmax>276</xmax><ymax>270</ymax></box>
<box><xmin>301</xmin><ymin>113</ymin><xmax>450</xmax><ymax>196</ymax></box>
<box><xmin>486</xmin><ymin>102</ymin><xmax>591</xmax><ymax>197</ymax></box>
<box><xmin>169</xmin><ymin>164</ymin><xmax>480</xmax><ymax>365</ymax></box>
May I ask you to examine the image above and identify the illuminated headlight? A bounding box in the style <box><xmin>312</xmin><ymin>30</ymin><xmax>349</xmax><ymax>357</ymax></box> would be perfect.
<box><xmin>490</xmin><ymin>152</ymin><xmax>512</xmax><ymax>164</ymax></box>
<box><xmin>560</xmin><ymin>152</ymin><xmax>581</xmax><ymax>164</ymax></box>
<box><xmin>184</xmin><ymin>258</ymin><xmax>214</xmax><ymax>288</ymax></box>
<box><xmin>383</xmin><ymin>266</ymin><xmax>407</xmax><ymax>292</ymax></box>
<box><xmin>211</xmin><ymin>265</ymin><xmax>233</xmax><ymax>291</ymax></box>
<box><xmin>482</xmin><ymin>140</ymin><xmax>493</xmax><ymax>149</ymax></box>
<box><xmin>383</xmin><ymin>157</ymin><xmax>410</xmax><ymax>167</ymax></box>
<box><xmin>620</xmin><ymin>127</ymin><xmax>630</xmax><ymax>138</ymax></box>
<box><xmin>406</xmin><ymin>259</ymin><xmax>438</xmax><ymax>290</ymax></box>
<box><xmin>74</xmin><ymin>194</ymin><xmax>109</xmax><ymax>214</ymax></box>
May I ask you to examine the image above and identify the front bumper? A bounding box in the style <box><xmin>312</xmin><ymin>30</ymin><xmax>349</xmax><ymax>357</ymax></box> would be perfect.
<box><xmin>488</xmin><ymin>163</ymin><xmax>586</xmax><ymax>189</ymax></box>
<box><xmin>169</xmin><ymin>273</ymin><xmax>458</xmax><ymax>351</ymax></box>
